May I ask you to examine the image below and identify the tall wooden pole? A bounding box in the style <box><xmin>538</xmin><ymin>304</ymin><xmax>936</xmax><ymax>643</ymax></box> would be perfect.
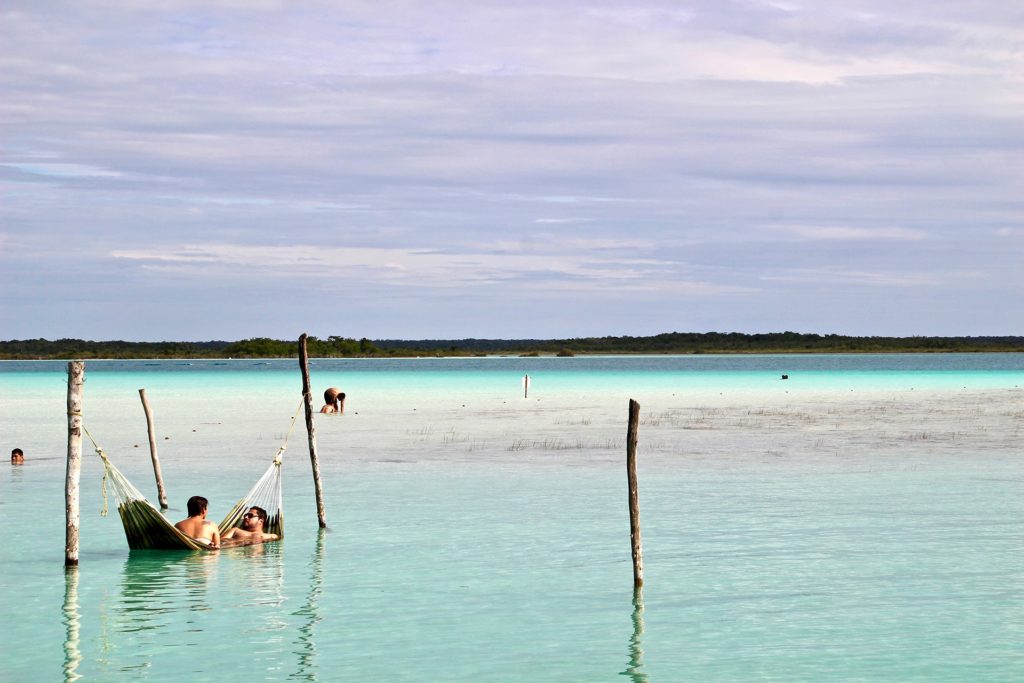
<box><xmin>626</xmin><ymin>398</ymin><xmax>644</xmax><ymax>587</ymax></box>
<box><xmin>138</xmin><ymin>388</ymin><xmax>169</xmax><ymax>510</ymax></box>
<box><xmin>299</xmin><ymin>334</ymin><xmax>327</xmax><ymax>528</ymax></box>
<box><xmin>65</xmin><ymin>361</ymin><xmax>84</xmax><ymax>567</ymax></box>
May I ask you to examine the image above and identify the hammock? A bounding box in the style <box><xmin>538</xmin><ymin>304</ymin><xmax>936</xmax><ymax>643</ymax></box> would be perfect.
<box><xmin>86</xmin><ymin>403</ymin><xmax>301</xmax><ymax>551</ymax></box>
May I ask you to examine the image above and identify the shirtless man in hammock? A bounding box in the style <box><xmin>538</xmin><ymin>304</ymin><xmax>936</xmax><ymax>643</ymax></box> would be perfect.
<box><xmin>221</xmin><ymin>506</ymin><xmax>280</xmax><ymax>545</ymax></box>
<box><xmin>174</xmin><ymin>495</ymin><xmax>221</xmax><ymax>548</ymax></box>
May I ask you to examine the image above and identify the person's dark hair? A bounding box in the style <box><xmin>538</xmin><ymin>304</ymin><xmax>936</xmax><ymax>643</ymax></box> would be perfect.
<box><xmin>186</xmin><ymin>495</ymin><xmax>209</xmax><ymax>517</ymax></box>
<box><xmin>324</xmin><ymin>388</ymin><xmax>338</xmax><ymax>404</ymax></box>
<box><xmin>249</xmin><ymin>506</ymin><xmax>268</xmax><ymax>524</ymax></box>
<box><xmin>337</xmin><ymin>393</ymin><xmax>346</xmax><ymax>401</ymax></box>
<box><xmin>11</xmin><ymin>448</ymin><xmax>23</xmax><ymax>457</ymax></box>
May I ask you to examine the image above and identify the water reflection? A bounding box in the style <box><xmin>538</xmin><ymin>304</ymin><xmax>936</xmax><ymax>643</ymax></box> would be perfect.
<box><xmin>290</xmin><ymin>529</ymin><xmax>326</xmax><ymax>681</ymax></box>
<box><xmin>620</xmin><ymin>586</ymin><xmax>647</xmax><ymax>682</ymax></box>
<box><xmin>105</xmin><ymin>550</ymin><xmax>221</xmax><ymax>675</ymax></box>
<box><xmin>62</xmin><ymin>568</ymin><xmax>82</xmax><ymax>683</ymax></box>
<box><xmin>119</xmin><ymin>550</ymin><xmax>219</xmax><ymax>632</ymax></box>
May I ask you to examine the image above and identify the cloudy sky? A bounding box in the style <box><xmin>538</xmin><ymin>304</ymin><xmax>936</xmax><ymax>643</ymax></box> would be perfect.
<box><xmin>2</xmin><ymin>1</ymin><xmax>1021</xmax><ymax>341</ymax></box>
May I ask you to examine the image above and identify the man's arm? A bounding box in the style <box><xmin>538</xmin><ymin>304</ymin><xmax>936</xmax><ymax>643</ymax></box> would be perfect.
<box><xmin>206</xmin><ymin>521</ymin><xmax>221</xmax><ymax>548</ymax></box>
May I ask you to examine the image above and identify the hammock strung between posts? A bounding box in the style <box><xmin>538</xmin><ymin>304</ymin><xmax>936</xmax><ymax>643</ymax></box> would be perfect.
<box><xmin>86</xmin><ymin>403</ymin><xmax>302</xmax><ymax>551</ymax></box>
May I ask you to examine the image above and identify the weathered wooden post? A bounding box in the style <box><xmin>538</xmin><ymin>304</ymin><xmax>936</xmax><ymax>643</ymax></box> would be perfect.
<box><xmin>626</xmin><ymin>398</ymin><xmax>644</xmax><ymax>587</ymax></box>
<box><xmin>65</xmin><ymin>361</ymin><xmax>84</xmax><ymax>566</ymax></box>
<box><xmin>299</xmin><ymin>333</ymin><xmax>327</xmax><ymax>528</ymax></box>
<box><xmin>523</xmin><ymin>373</ymin><xmax>530</xmax><ymax>398</ymax></box>
<box><xmin>138</xmin><ymin>388</ymin><xmax>169</xmax><ymax>510</ymax></box>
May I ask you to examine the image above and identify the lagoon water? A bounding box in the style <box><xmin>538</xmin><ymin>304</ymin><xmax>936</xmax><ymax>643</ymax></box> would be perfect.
<box><xmin>2</xmin><ymin>354</ymin><xmax>1022</xmax><ymax>681</ymax></box>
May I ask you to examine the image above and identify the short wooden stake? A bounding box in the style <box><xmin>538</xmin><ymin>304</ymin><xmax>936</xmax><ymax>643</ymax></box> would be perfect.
<box><xmin>65</xmin><ymin>361</ymin><xmax>85</xmax><ymax>566</ymax></box>
<box><xmin>626</xmin><ymin>398</ymin><xmax>644</xmax><ymax>587</ymax></box>
<box><xmin>299</xmin><ymin>333</ymin><xmax>327</xmax><ymax>528</ymax></box>
<box><xmin>138</xmin><ymin>388</ymin><xmax>169</xmax><ymax>510</ymax></box>
<box><xmin>523</xmin><ymin>373</ymin><xmax>530</xmax><ymax>398</ymax></box>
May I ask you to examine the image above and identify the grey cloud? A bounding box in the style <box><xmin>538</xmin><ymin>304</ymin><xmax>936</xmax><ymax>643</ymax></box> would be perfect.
<box><xmin>0</xmin><ymin>1</ymin><xmax>1021</xmax><ymax>339</ymax></box>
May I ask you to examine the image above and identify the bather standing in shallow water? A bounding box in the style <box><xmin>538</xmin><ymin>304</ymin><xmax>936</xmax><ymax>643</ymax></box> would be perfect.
<box><xmin>320</xmin><ymin>387</ymin><xmax>345</xmax><ymax>414</ymax></box>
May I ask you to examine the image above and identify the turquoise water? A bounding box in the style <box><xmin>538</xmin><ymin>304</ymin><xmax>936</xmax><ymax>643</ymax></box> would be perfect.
<box><xmin>2</xmin><ymin>355</ymin><xmax>1022</xmax><ymax>681</ymax></box>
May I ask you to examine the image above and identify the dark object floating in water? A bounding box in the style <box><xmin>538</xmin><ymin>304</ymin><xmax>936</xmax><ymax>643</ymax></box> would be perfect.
<box><xmin>781</xmin><ymin>374</ymin><xmax>789</xmax><ymax>380</ymax></box>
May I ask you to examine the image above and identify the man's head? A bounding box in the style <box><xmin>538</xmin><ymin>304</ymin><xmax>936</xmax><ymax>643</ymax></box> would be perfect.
<box><xmin>11</xmin><ymin>448</ymin><xmax>24</xmax><ymax>464</ymax></box>
<box><xmin>186</xmin><ymin>495</ymin><xmax>209</xmax><ymax>517</ymax></box>
<box><xmin>241</xmin><ymin>506</ymin><xmax>268</xmax><ymax>531</ymax></box>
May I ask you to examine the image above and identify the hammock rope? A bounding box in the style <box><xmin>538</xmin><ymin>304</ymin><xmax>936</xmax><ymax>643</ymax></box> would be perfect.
<box><xmin>82</xmin><ymin>401</ymin><xmax>304</xmax><ymax>551</ymax></box>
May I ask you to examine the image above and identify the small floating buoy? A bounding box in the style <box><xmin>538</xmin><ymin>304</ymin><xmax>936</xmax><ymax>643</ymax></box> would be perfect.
<box><xmin>781</xmin><ymin>374</ymin><xmax>789</xmax><ymax>380</ymax></box>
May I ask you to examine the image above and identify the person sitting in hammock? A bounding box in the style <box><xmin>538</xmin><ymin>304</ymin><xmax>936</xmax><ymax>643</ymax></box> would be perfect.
<box><xmin>222</xmin><ymin>506</ymin><xmax>280</xmax><ymax>545</ymax></box>
<box><xmin>174</xmin><ymin>495</ymin><xmax>221</xmax><ymax>548</ymax></box>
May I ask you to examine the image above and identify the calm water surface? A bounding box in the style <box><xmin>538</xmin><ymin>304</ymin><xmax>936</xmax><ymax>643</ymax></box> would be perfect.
<box><xmin>1</xmin><ymin>355</ymin><xmax>1022</xmax><ymax>681</ymax></box>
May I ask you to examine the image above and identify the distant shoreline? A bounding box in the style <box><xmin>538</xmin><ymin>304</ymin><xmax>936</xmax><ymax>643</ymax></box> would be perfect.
<box><xmin>1</xmin><ymin>332</ymin><xmax>1022</xmax><ymax>360</ymax></box>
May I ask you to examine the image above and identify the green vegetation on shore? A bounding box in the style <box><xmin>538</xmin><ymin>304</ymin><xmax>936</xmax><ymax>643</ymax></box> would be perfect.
<box><xmin>1</xmin><ymin>332</ymin><xmax>1021</xmax><ymax>360</ymax></box>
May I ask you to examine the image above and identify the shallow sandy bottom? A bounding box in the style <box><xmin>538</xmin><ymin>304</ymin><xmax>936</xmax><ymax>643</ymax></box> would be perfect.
<box><xmin>305</xmin><ymin>385</ymin><xmax>1024</xmax><ymax>474</ymax></box>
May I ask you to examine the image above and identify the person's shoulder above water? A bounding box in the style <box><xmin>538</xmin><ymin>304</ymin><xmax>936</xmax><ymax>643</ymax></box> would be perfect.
<box><xmin>222</xmin><ymin>506</ymin><xmax>280</xmax><ymax>546</ymax></box>
<box><xmin>321</xmin><ymin>387</ymin><xmax>345</xmax><ymax>414</ymax></box>
<box><xmin>173</xmin><ymin>495</ymin><xmax>221</xmax><ymax>548</ymax></box>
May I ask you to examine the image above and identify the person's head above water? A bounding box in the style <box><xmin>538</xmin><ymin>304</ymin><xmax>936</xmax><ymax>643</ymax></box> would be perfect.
<box><xmin>186</xmin><ymin>495</ymin><xmax>209</xmax><ymax>517</ymax></box>
<box><xmin>324</xmin><ymin>387</ymin><xmax>339</xmax><ymax>404</ymax></box>
<box><xmin>241</xmin><ymin>506</ymin><xmax>268</xmax><ymax>530</ymax></box>
<box><xmin>11</xmin><ymin>448</ymin><xmax>24</xmax><ymax>464</ymax></box>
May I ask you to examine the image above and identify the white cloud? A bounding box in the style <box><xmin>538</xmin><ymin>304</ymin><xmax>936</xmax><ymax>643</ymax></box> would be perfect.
<box><xmin>109</xmin><ymin>241</ymin><xmax>742</xmax><ymax>296</ymax></box>
<box><xmin>761</xmin><ymin>267</ymin><xmax>986</xmax><ymax>288</ymax></box>
<box><xmin>767</xmin><ymin>224</ymin><xmax>928</xmax><ymax>241</ymax></box>
<box><xmin>1</xmin><ymin>162</ymin><xmax>123</xmax><ymax>178</ymax></box>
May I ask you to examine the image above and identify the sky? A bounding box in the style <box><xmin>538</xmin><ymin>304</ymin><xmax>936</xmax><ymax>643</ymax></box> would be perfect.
<box><xmin>1</xmin><ymin>1</ymin><xmax>1022</xmax><ymax>342</ymax></box>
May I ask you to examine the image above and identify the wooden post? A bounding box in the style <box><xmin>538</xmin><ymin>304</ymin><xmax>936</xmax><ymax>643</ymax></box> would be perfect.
<box><xmin>138</xmin><ymin>388</ymin><xmax>169</xmax><ymax>510</ymax></box>
<box><xmin>65</xmin><ymin>361</ymin><xmax>84</xmax><ymax>566</ymax></box>
<box><xmin>299</xmin><ymin>334</ymin><xmax>327</xmax><ymax>528</ymax></box>
<box><xmin>523</xmin><ymin>373</ymin><xmax>530</xmax><ymax>398</ymax></box>
<box><xmin>626</xmin><ymin>398</ymin><xmax>643</xmax><ymax>587</ymax></box>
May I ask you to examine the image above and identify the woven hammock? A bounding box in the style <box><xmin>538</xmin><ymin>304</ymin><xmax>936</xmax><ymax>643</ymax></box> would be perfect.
<box><xmin>88</xmin><ymin>404</ymin><xmax>300</xmax><ymax>551</ymax></box>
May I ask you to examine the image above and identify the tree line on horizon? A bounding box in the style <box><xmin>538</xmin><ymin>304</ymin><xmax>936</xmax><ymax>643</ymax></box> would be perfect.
<box><xmin>0</xmin><ymin>332</ymin><xmax>1021</xmax><ymax>359</ymax></box>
